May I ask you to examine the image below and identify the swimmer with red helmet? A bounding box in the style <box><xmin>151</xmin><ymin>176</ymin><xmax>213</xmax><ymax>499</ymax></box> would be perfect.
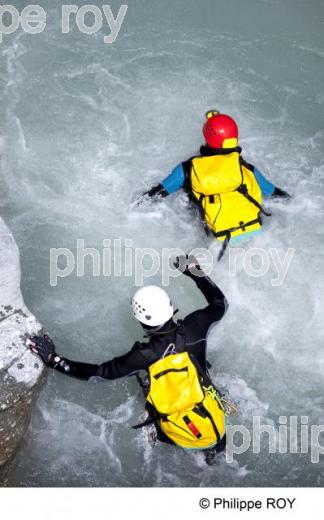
<box><xmin>138</xmin><ymin>110</ymin><xmax>290</xmax><ymax>258</ymax></box>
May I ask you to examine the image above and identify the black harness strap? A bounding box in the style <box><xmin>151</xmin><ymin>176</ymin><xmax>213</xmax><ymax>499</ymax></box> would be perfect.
<box><xmin>197</xmin><ymin>194</ymin><xmax>212</xmax><ymax>237</ymax></box>
<box><xmin>213</xmin><ymin>216</ymin><xmax>261</xmax><ymax>261</ymax></box>
<box><xmin>238</xmin><ymin>158</ymin><xmax>271</xmax><ymax>216</ymax></box>
<box><xmin>215</xmin><ymin>233</ymin><xmax>229</xmax><ymax>261</ymax></box>
<box><xmin>193</xmin><ymin>405</ymin><xmax>208</xmax><ymax>419</ymax></box>
<box><xmin>213</xmin><ymin>216</ymin><xmax>262</xmax><ymax>239</ymax></box>
<box><xmin>201</xmin><ymin>406</ymin><xmax>221</xmax><ymax>443</ymax></box>
<box><xmin>236</xmin><ymin>183</ymin><xmax>272</xmax><ymax>217</ymax></box>
<box><xmin>217</xmin><ymin>232</ymin><xmax>231</xmax><ymax>262</ymax></box>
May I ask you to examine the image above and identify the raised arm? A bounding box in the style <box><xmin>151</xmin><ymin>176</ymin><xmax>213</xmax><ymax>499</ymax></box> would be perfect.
<box><xmin>172</xmin><ymin>256</ymin><xmax>228</xmax><ymax>369</ymax></box>
<box><xmin>175</xmin><ymin>256</ymin><xmax>228</xmax><ymax>330</ymax></box>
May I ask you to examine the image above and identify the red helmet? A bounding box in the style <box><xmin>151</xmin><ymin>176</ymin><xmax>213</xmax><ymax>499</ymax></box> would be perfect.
<box><xmin>203</xmin><ymin>110</ymin><xmax>239</xmax><ymax>149</ymax></box>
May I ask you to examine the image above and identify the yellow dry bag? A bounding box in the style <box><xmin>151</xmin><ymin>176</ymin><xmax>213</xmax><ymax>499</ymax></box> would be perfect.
<box><xmin>189</xmin><ymin>151</ymin><xmax>270</xmax><ymax>257</ymax></box>
<box><xmin>134</xmin><ymin>325</ymin><xmax>226</xmax><ymax>450</ymax></box>
<box><xmin>146</xmin><ymin>351</ymin><xmax>226</xmax><ymax>449</ymax></box>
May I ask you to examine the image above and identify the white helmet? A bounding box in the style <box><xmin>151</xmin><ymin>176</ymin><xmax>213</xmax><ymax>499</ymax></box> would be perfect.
<box><xmin>131</xmin><ymin>286</ymin><xmax>174</xmax><ymax>327</ymax></box>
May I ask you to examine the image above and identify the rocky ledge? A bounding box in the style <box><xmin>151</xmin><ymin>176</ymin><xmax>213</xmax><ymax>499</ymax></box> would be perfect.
<box><xmin>0</xmin><ymin>217</ymin><xmax>45</xmax><ymax>480</ymax></box>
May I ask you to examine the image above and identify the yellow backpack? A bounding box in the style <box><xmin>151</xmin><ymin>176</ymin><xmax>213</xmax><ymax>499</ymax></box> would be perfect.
<box><xmin>134</xmin><ymin>325</ymin><xmax>226</xmax><ymax>450</ymax></box>
<box><xmin>189</xmin><ymin>151</ymin><xmax>271</xmax><ymax>259</ymax></box>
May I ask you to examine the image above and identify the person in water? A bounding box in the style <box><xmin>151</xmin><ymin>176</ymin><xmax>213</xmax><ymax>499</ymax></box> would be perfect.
<box><xmin>139</xmin><ymin>110</ymin><xmax>291</xmax><ymax>259</ymax></box>
<box><xmin>28</xmin><ymin>256</ymin><xmax>228</xmax><ymax>463</ymax></box>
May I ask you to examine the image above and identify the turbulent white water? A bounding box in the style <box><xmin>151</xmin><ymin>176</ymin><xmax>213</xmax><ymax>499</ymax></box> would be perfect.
<box><xmin>1</xmin><ymin>0</ymin><xmax>324</xmax><ymax>486</ymax></box>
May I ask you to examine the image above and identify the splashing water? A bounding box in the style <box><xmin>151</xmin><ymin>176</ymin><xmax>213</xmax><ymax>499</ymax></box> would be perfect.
<box><xmin>1</xmin><ymin>0</ymin><xmax>324</xmax><ymax>486</ymax></box>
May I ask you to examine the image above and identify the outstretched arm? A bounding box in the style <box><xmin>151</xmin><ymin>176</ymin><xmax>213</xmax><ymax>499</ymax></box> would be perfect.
<box><xmin>28</xmin><ymin>334</ymin><xmax>148</xmax><ymax>381</ymax></box>
<box><xmin>134</xmin><ymin>163</ymin><xmax>185</xmax><ymax>205</ymax></box>
<box><xmin>254</xmin><ymin>167</ymin><xmax>291</xmax><ymax>199</ymax></box>
<box><xmin>241</xmin><ymin>158</ymin><xmax>291</xmax><ymax>199</ymax></box>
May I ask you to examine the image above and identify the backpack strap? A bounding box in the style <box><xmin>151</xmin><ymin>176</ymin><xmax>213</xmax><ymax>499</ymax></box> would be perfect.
<box><xmin>216</xmin><ymin>231</ymin><xmax>231</xmax><ymax>261</ymax></box>
<box><xmin>212</xmin><ymin>212</ymin><xmax>263</xmax><ymax>261</ymax></box>
<box><xmin>198</xmin><ymin>194</ymin><xmax>212</xmax><ymax>237</ymax></box>
<box><xmin>200</xmin><ymin>405</ymin><xmax>221</xmax><ymax>442</ymax></box>
<box><xmin>238</xmin><ymin>159</ymin><xmax>272</xmax><ymax>217</ymax></box>
<box><xmin>236</xmin><ymin>183</ymin><xmax>272</xmax><ymax>217</ymax></box>
<box><xmin>192</xmin><ymin>403</ymin><xmax>221</xmax><ymax>442</ymax></box>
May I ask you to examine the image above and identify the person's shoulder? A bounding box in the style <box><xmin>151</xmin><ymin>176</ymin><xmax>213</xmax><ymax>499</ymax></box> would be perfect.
<box><xmin>183</xmin><ymin>310</ymin><xmax>207</xmax><ymax>338</ymax></box>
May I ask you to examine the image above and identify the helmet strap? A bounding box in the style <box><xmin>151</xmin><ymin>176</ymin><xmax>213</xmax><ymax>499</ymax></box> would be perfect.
<box><xmin>142</xmin><ymin>320</ymin><xmax>177</xmax><ymax>338</ymax></box>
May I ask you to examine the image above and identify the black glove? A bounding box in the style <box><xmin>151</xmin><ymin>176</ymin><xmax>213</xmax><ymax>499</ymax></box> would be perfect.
<box><xmin>174</xmin><ymin>254</ymin><xmax>203</xmax><ymax>277</ymax></box>
<box><xmin>132</xmin><ymin>184</ymin><xmax>168</xmax><ymax>208</ymax></box>
<box><xmin>272</xmin><ymin>187</ymin><xmax>291</xmax><ymax>199</ymax></box>
<box><xmin>28</xmin><ymin>332</ymin><xmax>57</xmax><ymax>367</ymax></box>
<box><xmin>147</xmin><ymin>184</ymin><xmax>168</xmax><ymax>198</ymax></box>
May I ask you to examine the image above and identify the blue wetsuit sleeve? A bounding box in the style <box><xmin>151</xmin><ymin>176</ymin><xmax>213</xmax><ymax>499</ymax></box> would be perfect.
<box><xmin>161</xmin><ymin>163</ymin><xmax>185</xmax><ymax>194</ymax></box>
<box><xmin>254</xmin><ymin>168</ymin><xmax>275</xmax><ymax>197</ymax></box>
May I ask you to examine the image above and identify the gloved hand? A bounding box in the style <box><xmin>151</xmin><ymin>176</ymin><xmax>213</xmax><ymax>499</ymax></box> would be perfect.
<box><xmin>27</xmin><ymin>332</ymin><xmax>57</xmax><ymax>367</ymax></box>
<box><xmin>272</xmin><ymin>187</ymin><xmax>292</xmax><ymax>200</ymax></box>
<box><xmin>174</xmin><ymin>254</ymin><xmax>203</xmax><ymax>277</ymax></box>
<box><xmin>131</xmin><ymin>184</ymin><xmax>168</xmax><ymax>208</ymax></box>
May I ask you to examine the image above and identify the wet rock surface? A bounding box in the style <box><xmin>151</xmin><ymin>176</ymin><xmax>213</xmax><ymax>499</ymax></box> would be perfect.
<box><xmin>0</xmin><ymin>217</ymin><xmax>45</xmax><ymax>479</ymax></box>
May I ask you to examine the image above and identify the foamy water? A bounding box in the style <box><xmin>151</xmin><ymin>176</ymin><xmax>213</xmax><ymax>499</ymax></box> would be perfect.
<box><xmin>1</xmin><ymin>0</ymin><xmax>324</xmax><ymax>486</ymax></box>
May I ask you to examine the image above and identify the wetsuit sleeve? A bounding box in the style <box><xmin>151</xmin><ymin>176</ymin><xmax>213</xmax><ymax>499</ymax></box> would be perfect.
<box><xmin>52</xmin><ymin>342</ymin><xmax>150</xmax><ymax>381</ymax></box>
<box><xmin>253</xmin><ymin>167</ymin><xmax>276</xmax><ymax>197</ymax></box>
<box><xmin>184</xmin><ymin>273</ymin><xmax>228</xmax><ymax>336</ymax></box>
<box><xmin>161</xmin><ymin>163</ymin><xmax>185</xmax><ymax>194</ymax></box>
<box><xmin>241</xmin><ymin>158</ymin><xmax>290</xmax><ymax>198</ymax></box>
<box><xmin>144</xmin><ymin>163</ymin><xmax>186</xmax><ymax>200</ymax></box>
<box><xmin>240</xmin><ymin>157</ymin><xmax>275</xmax><ymax>197</ymax></box>
<box><xmin>253</xmin><ymin>166</ymin><xmax>291</xmax><ymax>199</ymax></box>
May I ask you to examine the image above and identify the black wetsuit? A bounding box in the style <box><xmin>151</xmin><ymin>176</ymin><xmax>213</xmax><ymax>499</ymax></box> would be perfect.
<box><xmin>53</xmin><ymin>273</ymin><xmax>227</xmax><ymax>380</ymax></box>
<box><xmin>52</xmin><ymin>272</ymin><xmax>227</xmax><ymax>451</ymax></box>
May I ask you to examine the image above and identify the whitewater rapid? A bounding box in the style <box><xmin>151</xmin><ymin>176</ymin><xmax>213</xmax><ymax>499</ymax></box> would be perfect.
<box><xmin>1</xmin><ymin>0</ymin><xmax>324</xmax><ymax>486</ymax></box>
